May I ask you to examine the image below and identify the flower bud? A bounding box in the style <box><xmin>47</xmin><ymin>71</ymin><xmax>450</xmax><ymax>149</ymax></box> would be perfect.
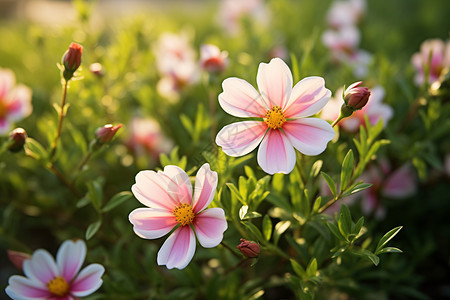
<box><xmin>343</xmin><ymin>81</ymin><xmax>370</xmax><ymax>110</ymax></box>
<box><xmin>95</xmin><ymin>124</ymin><xmax>123</xmax><ymax>144</ymax></box>
<box><xmin>237</xmin><ymin>239</ymin><xmax>260</xmax><ymax>258</ymax></box>
<box><xmin>62</xmin><ymin>43</ymin><xmax>83</xmax><ymax>81</ymax></box>
<box><xmin>8</xmin><ymin>128</ymin><xmax>28</xmax><ymax>152</ymax></box>
<box><xmin>7</xmin><ymin>250</ymin><xmax>31</xmax><ymax>271</ymax></box>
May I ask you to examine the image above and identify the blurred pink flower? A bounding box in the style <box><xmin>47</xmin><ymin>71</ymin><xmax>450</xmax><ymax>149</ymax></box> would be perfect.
<box><xmin>411</xmin><ymin>39</ymin><xmax>450</xmax><ymax>86</ymax></box>
<box><xmin>321</xmin><ymin>85</ymin><xmax>393</xmax><ymax>132</ymax></box>
<box><xmin>5</xmin><ymin>239</ymin><xmax>104</xmax><ymax>300</ymax></box>
<box><xmin>127</xmin><ymin>117</ymin><xmax>173</xmax><ymax>159</ymax></box>
<box><xmin>199</xmin><ymin>44</ymin><xmax>229</xmax><ymax>74</ymax></box>
<box><xmin>155</xmin><ymin>32</ymin><xmax>199</xmax><ymax>101</ymax></box>
<box><xmin>218</xmin><ymin>0</ymin><xmax>268</xmax><ymax>35</ymax></box>
<box><xmin>359</xmin><ymin>162</ymin><xmax>417</xmax><ymax>219</ymax></box>
<box><xmin>129</xmin><ymin>163</ymin><xmax>228</xmax><ymax>269</ymax></box>
<box><xmin>326</xmin><ymin>0</ymin><xmax>366</xmax><ymax>29</ymax></box>
<box><xmin>0</xmin><ymin>69</ymin><xmax>32</xmax><ymax>135</ymax></box>
<box><xmin>216</xmin><ymin>58</ymin><xmax>335</xmax><ymax>174</ymax></box>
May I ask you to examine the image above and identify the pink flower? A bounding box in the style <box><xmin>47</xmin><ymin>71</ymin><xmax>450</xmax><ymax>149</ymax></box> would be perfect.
<box><xmin>129</xmin><ymin>163</ymin><xmax>228</xmax><ymax>269</ymax></box>
<box><xmin>359</xmin><ymin>162</ymin><xmax>417</xmax><ymax>219</ymax></box>
<box><xmin>218</xmin><ymin>0</ymin><xmax>268</xmax><ymax>35</ymax></box>
<box><xmin>326</xmin><ymin>0</ymin><xmax>366</xmax><ymax>29</ymax></box>
<box><xmin>411</xmin><ymin>39</ymin><xmax>450</xmax><ymax>86</ymax></box>
<box><xmin>321</xmin><ymin>85</ymin><xmax>392</xmax><ymax>132</ymax></box>
<box><xmin>322</xmin><ymin>26</ymin><xmax>361</xmax><ymax>55</ymax></box>
<box><xmin>127</xmin><ymin>117</ymin><xmax>173</xmax><ymax>160</ymax></box>
<box><xmin>5</xmin><ymin>239</ymin><xmax>104</xmax><ymax>300</ymax></box>
<box><xmin>215</xmin><ymin>58</ymin><xmax>335</xmax><ymax>174</ymax></box>
<box><xmin>199</xmin><ymin>44</ymin><xmax>229</xmax><ymax>74</ymax></box>
<box><xmin>0</xmin><ymin>69</ymin><xmax>32</xmax><ymax>135</ymax></box>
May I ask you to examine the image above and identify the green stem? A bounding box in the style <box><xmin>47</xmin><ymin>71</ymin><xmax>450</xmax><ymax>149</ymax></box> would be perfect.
<box><xmin>220</xmin><ymin>241</ymin><xmax>241</xmax><ymax>259</ymax></box>
<box><xmin>50</xmin><ymin>80</ymin><xmax>69</xmax><ymax>160</ymax></box>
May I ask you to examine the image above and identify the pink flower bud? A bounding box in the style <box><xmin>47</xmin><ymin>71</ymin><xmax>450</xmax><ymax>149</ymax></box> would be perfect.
<box><xmin>62</xmin><ymin>43</ymin><xmax>83</xmax><ymax>81</ymax></box>
<box><xmin>95</xmin><ymin>124</ymin><xmax>123</xmax><ymax>144</ymax></box>
<box><xmin>7</xmin><ymin>250</ymin><xmax>31</xmax><ymax>271</ymax></box>
<box><xmin>199</xmin><ymin>44</ymin><xmax>229</xmax><ymax>74</ymax></box>
<box><xmin>237</xmin><ymin>239</ymin><xmax>260</xmax><ymax>258</ymax></box>
<box><xmin>8</xmin><ymin>128</ymin><xmax>28</xmax><ymax>152</ymax></box>
<box><xmin>343</xmin><ymin>81</ymin><xmax>370</xmax><ymax>110</ymax></box>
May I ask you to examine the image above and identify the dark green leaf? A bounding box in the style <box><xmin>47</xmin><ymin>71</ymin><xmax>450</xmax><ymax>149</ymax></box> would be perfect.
<box><xmin>321</xmin><ymin>172</ymin><xmax>337</xmax><ymax>198</ymax></box>
<box><xmin>375</xmin><ymin>226</ymin><xmax>403</xmax><ymax>254</ymax></box>
<box><xmin>86</xmin><ymin>220</ymin><xmax>102</xmax><ymax>240</ymax></box>
<box><xmin>340</xmin><ymin>150</ymin><xmax>354</xmax><ymax>191</ymax></box>
<box><xmin>102</xmin><ymin>191</ymin><xmax>133</xmax><ymax>213</ymax></box>
<box><xmin>262</xmin><ymin>214</ymin><xmax>273</xmax><ymax>241</ymax></box>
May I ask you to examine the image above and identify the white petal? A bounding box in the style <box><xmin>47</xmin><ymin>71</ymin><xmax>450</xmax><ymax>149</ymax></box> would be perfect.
<box><xmin>157</xmin><ymin>226</ymin><xmax>196</xmax><ymax>270</ymax></box>
<box><xmin>216</xmin><ymin>121</ymin><xmax>266</xmax><ymax>157</ymax></box>
<box><xmin>257</xmin><ymin>58</ymin><xmax>293</xmax><ymax>109</ymax></box>
<box><xmin>5</xmin><ymin>275</ymin><xmax>50</xmax><ymax>300</ymax></box>
<box><xmin>56</xmin><ymin>240</ymin><xmax>86</xmax><ymax>282</ymax></box>
<box><xmin>129</xmin><ymin>208</ymin><xmax>177</xmax><ymax>239</ymax></box>
<box><xmin>257</xmin><ymin>129</ymin><xmax>296</xmax><ymax>174</ymax></box>
<box><xmin>161</xmin><ymin>165</ymin><xmax>193</xmax><ymax>205</ymax></box>
<box><xmin>71</xmin><ymin>264</ymin><xmax>105</xmax><ymax>297</ymax></box>
<box><xmin>23</xmin><ymin>249</ymin><xmax>59</xmax><ymax>285</ymax></box>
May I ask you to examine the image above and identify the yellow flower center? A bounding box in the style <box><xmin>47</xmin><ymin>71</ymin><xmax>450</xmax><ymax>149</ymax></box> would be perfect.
<box><xmin>47</xmin><ymin>276</ymin><xmax>70</xmax><ymax>297</ymax></box>
<box><xmin>173</xmin><ymin>203</ymin><xmax>195</xmax><ymax>226</ymax></box>
<box><xmin>264</xmin><ymin>106</ymin><xmax>286</xmax><ymax>129</ymax></box>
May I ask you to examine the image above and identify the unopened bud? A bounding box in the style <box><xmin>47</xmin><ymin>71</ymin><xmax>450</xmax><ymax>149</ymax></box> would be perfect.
<box><xmin>7</xmin><ymin>250</ymin><xmax>31</xmax><ymax>271</ymax></box>
<box><xmin>62</xmin><ymin>43</ymin><xmax>83</xmax><ymax>81</ymax></box>
<box><xmin>95</xmin><ymin>124</ymin><xmax>123</xmax><ymax>144</ymax></box>
<box><xmin>343</xmin><ymin>81</ymin><xmax>370</xmax><ymax>110</ymax></box>
<box><xmin>8</xmin><ymin>128</ymin><xmax>28</xmax><ymax>152</ymax></box>
<box><xmin>237</xmin><ymin>239</ymin><xmax>260</xmax><ymax>258</ymax></box>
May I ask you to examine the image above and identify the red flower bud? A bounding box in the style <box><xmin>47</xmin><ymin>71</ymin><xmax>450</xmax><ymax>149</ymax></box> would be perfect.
<box><xmin>343</xmin><ymin>81</ymin><xmax>370</xmax><ymax>110</ymax></box>
<box><xmin>7</xmin><ymin>250</ymin><xmax>31</xmax><ymax>271</ymax></box>
<box><xmin>8</xmin><ymin>128</ymin><xmax>28</xmax><ymax>152</ymax></box>
<box><xmin>95</xmin><ymin>124</ymin><xmax>123</xmax><ymax>144</ymax></box>
<box><xmin>237</xmin><ymin>239</ymin><xmax>260</xmax><ymax>258</ymax></box>
<box><xmin>62</xmin><ymin>43</ymin><xmax>83</xmax><ymax>81</ymax></box>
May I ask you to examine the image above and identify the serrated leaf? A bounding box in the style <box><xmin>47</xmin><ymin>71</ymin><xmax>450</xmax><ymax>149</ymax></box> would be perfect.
<box><xmin>262</xmin><ymin>214</ymin><xmax>273</xmax><ymax>241</ymax></box>
<box><xmin>340</xmin><ymin>150</ymin><xmax>354</xmax><ymax>191</ymax></box>
<box><xmin>102</xmin><ymin>191</ymin><xmax>133</xmax><ymax>212</ymax></box>
<box><xmin>321</xmin><ymin>172</ymin><xmax>337</xmax><ymax>198</ymax></box>
<box><xmin>85</xmin><ymin>220</ymin><xmax>102</xmax><ymax>240</ymax></box>
<box><xmin>375</xmin><ymin>226</ymin><xmax>403</xmax><ymax>254</ymax></box>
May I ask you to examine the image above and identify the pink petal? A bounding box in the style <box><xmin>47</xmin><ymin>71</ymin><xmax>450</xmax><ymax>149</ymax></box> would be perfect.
<box><xmin>160</xmin><ymin>165</ymin><xmax>193</xmax><ymax>205</ymax></box>
<box><xmin>131</xmin><ymin>170</ymin><xmax>178</xmax><ymax>211</ymax></box>
<box><xmin>256</xmin><ymin>58</ymin><xmax>292</xmax><ymax>109</ymax></box>
<box><xmin>23</xmin><ymin>249</ymin><xmax>59</xmax><ymax>285</ymax></box>
<box><xmin>0</xmin><ymin>118</ymin><xmax>11</xmax><ymax>135</ymax></box>
<box><xmin>71</xmin><ymin>264</ymin><xmax>105</xmax><ymax>297</ymax></box>
<box><xmin>257</xmin><ymin>129</ymin><xmax>296</xmax><ymax>174</ymax></box>
<box><xmin>5</xmin><ymin>276</ymin><xmax>50</xmax><ymax>299</ymax></box>
<box><xmin>56</xmin><ymin>240</ymin><xmax>86</xmax><ymax>283</ymax></box>
<box><xmin>284</xmin><ymin>76</ymin><xmax>331</xmax><ymax>118</ymax></box>
<box><xmin>129</xmin><ymin>208</ymin><xmax>177</xmax><ymax>239</ymax></box>
<box><xmin>0</xmin><ymin>69</ymin><xmax>15</xmax><ymax>100</ymax></box>
<box><xmin>283</xmin><ymin>118</ymin><xmax>335</xmax><ymax>156</ymax></box>
<box><xmin>216</xmin><ymin>121</ymin><xmax>266</xmax><ymax>156</ymax></box>
<box><xmin>382</xmin><ymin>165</ymin><xmax>416</xmax><ymax>198</ymax></box>
<box><xmin>8</xmin><ymin>85</ymin><xmax>32</xmax><ymax>121</ymax></box>
<box><xmin>157</xmin><ymin>226</ymin><xmax>196</xmax><ymax>269</ymax></box>
<box><xmin>218</xmin><ymin>77</ymin><xmax>267</xmax><ymax>117</ymax></box>
<box><xmin>193</xmin><ymin>208</ymin><xmax>228</xmax><ymax>248</ymax></box>
<box><xmin>192</xmin><ymin>163</ymin><xmax>218</xmax><ymax>213</ymax></box>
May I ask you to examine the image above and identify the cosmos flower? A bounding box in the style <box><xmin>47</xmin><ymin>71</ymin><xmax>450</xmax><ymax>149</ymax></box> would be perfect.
<box><xmin>321</xmin><ymin>85</ymin><xmax>392</xmax><ymax>132</ymax></box>
<box><xmin>0</xmin><ymin>69</ymin><xmax>32</xmax><ymax>135</ymax></box>
<box><xmin>5</xmin><ymin>239</ymin><xmax>104</xmax><ymax>300</ymax></box>
<box><xmin>129</xmin><ymin>163</ymin><xmax>228</xmax><ymax>269</ymax></box>
<box><xmin>215</xmin><ymin>58</ymin><xmax>335</xmax><ymax>174</ymax></box>
<box><xmin>326</xmin><ymin>0</ymin><xmax>367</xmax><ymax>29</ymax></box>
<box><xmin>218</xmin><ymin>0</ymin><xmax>268</xmax><ymax>35</ymax></box>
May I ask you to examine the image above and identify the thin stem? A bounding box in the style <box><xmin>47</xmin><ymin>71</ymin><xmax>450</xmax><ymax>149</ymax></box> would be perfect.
<box><xmin>47</xmin><ymin>164</ymin><xmax>82</xmax><ymax>198</ymax></box>
<box><xmin>50</xmin><ymin>80</ymin><xmax>69</xmax><ymax>160</ymax></box>
<box><xmin>318</xmin><ymin>191</ymin><xmax>343</xmax><ymax>214</ymax></box>
<box><xmin>220</xmin><ymin>241</ymin><xmax>241</xmax><ymax>259</ymax></box>
<box><xmin>76</xmin><ymin>150</ymin><xmax>93</xmax><ymax>172</ymax></box>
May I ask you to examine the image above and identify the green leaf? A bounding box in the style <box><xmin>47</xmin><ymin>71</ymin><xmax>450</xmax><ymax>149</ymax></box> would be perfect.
<box><xmin>343</xmin><ymin>182</ymin><xmax>372</xmax><ymax>196</ymax></box>
<box><xmin>262</xmin><ymin>214</ymin><xmax>273</xmax><ymax>241</ymax></box>
<box><xmin>241</xmin><ymin>221</ymin><xmax>264</xmax><ymax>242</ymax></box>
<box><xmin>320</xmin><ymin>172</ymin><xmax>337</xmax><ymax>198</ymax></box>
<box><xmin>340</xmin><ymin>150</ymin><xmax>354</xmax><ymax>191</ymax></box>
<box><xmin>226</xmin><ymin>183</ymin><xmax>246</xmax><ymax>205</ymax></box>
<box><xmin>306</xmin><ymin>258</ymin><xmax>318</xmax><ymax>277</ymax></box>
<box><xmin>24</xmin><ymin>138</ymin><xmax>48</xmax><ymax>161</ymax></box>
<box><xmin>375</xmin><ymin>226</ymin><xmax>403</xmax><ymax>254</ymax></box>
<box><xmin>290</xmin><ymin>259</ymin><xmax>306</xmax><ymax>278</ymax></box>
<box><xmin>238</xmin><ymin>176</ymin><xmax>248</xmax><ymax>201</ymax></box>
<box><xmin>338</xmin><ymin>204</ymin><xmax>352</xmax><ymax>240</ymax></box>
<box><xmin>358</xmin><ymin>249</ymin><xmax>380</xmax><ymax>266</ymax></box>
<box><xmin>85</xmin><ymin>220</ymin><xmax>102</xmax><ymax>240</ymax></box>
<box><xmin>86</xmin><ymin>180</ymin><xmax>103</xmax><ymax>212</ymax></box>
<box><xmin>273</xmin><ymin>220</ymin><xmax>291</xmax><ymax>245</ymax></box>
<box><xmin>312</xmin><ymin>196</ymin><xmax>322</xmax><ymax>213</ymax></box>
<box><xmin>352</xmin><ymin>216</ymin><xmax>364</xmax><ymax>237</ymax></box>
<box><xmin>326</xmin><ymin>222</ymin><xmax>345</xmax><ymax>241</ymax></box>
<box><xmin>376</xmin><ymin>247</ymin><xmax>403</xmax><ymax>254</ymax></box>
<box><xmin>239</xmin><ymin>205</ymin><xmax>262</xmax><ymax>220</ymax></box>
<box><xmin>102</xmin><ymin>191</ymin><xmax>133</xmax><ymax>213</ymax></box>
<box><xmin>309</xmin><ymin>160</ymin><xmax>323</xmax><ymax>178</ymax></box>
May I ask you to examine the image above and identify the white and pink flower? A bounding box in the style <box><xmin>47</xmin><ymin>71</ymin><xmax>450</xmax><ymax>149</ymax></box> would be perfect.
<box><xmin>218</xmin><ymin>0</ymin><xmax>268</xmax><ymax>35</ymax></box>
<box><xmin>326</xmin><ymin>0</ymin><xmax>367</xmax><ymax>29</ymax></box>
<box><xmin>411</xmin><ymin>38</ymin><xmax>450</xmax><ymax>86</ymax></box>
<box><xmin>0</xmin><ymin>69</ymin><xmax>32</xmax><ymax>135</ymax></box>
<box><xmin>199</xmin><ymin>44</ymin><xmax>229</xmax><ymax>74</ymax></box>
<box><xmin>215</xmin><ymin>58</ymin><xmax>335</xmax><ymax>175</ymax></box>
<box><xmin>321</xmin><ymin>85</ymin><xmax>393</xmax><ymax>132</ymax></box>
<box><xmin>5</xmin><ymin>239</ymin><xmax>104</xmax><ymax>300</ymax></box>
<box><xmin>129</xmin><ymin>163</ymin><xmax>228</xmax><ymax>270</ymax></box>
